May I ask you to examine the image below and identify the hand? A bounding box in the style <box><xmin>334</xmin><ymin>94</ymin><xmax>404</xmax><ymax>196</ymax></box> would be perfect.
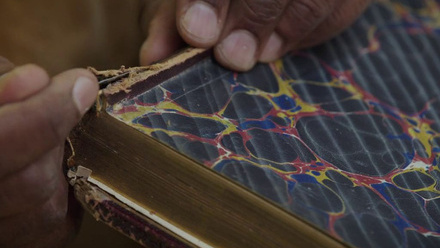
<box><xmin>0</xmin><ymin>59</ymin><xmax>98</xmax><ymax>247</ymax></box>
<box><xmin>140</xmin><ymin>0</ymin><xmax>372</xmax><ymax>71</ymax></box>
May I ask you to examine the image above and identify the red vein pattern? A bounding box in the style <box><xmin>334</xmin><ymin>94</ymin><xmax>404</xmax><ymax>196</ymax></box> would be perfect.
<box><xmin>107</xmin><ymin>1</ymin><xmax>440</xmax><ymax>247</ymax></box>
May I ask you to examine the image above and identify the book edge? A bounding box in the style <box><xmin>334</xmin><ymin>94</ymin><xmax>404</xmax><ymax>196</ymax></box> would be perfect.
<box><xmin>69</xmin><ymin>48</ymin><xmax>351</xmax><ymax>248</ymax></box>
<box><xmin>69</xmin><ymin>110</ymin><xmax>350</xmax><ymax>248</ymax></box>
<box><xmin>68</xmin><ymin>166</ymin><xmax>193</xmax><ymax>248</ymax></box>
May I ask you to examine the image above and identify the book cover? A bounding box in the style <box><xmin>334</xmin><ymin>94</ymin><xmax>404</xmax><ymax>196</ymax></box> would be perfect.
<box><xmin>69</xmin><ymin>0</ymin><xmax>440</xmax><ymax>247</ymax></box>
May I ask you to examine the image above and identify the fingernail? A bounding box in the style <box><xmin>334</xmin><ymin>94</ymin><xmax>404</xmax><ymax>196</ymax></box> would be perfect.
<box><xmin>181</xmin><ymin>2</ymin><xmax>218</xmax><ymax>43</ymax></box>
<box><xmin>73</xmin><ymin>77</ymin><xmax>98</xmax><ymax>115</ymax></box>
<box><xmin>259</xmin><ymin>32</ymin><xmax>283</xmax><ymax>63</ymax></box>
<box><xmin>217</xmin><ymin>30</ymin><xmax>257</xmax><ymax>71</ymax></box>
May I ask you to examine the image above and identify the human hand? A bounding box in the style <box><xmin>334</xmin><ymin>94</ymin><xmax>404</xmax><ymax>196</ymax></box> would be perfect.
<box><xmin>140</xmin><ymin>0</ymin><xmax>372</xmax><ymax>71</ymax></box>
<box><xmin>0</xmin><ymin>60</ymin><xmax>98</xmax><ymax>247</ymax></box>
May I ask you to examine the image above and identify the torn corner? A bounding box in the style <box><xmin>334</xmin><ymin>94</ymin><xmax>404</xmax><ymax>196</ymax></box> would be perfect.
<box><xmin>67</xmin><ymin>166</ymin><xmax>93</xmax><ymax>186</ymax></box>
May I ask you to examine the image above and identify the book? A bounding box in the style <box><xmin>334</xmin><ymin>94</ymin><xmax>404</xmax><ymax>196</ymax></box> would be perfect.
<box><xmin>67</xmin><ymin>1</ymin><xmax>440</xmax><ymax>247</ymax></box>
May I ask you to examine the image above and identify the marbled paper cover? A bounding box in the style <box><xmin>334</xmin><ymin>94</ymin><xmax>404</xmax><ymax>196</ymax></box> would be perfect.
<box><xmin>107</xmin><ymin>1</ymin><xmax>440</xmax><ymax>247</ymax></box>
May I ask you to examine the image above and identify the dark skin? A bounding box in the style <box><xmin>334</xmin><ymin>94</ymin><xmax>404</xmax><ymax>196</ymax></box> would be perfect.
<box><xmin>141</xmin><ymin>0</ymin><xmax>372</xmax><ymax>70</ymax></box>
<box><xmin>0</xmin><ymin>0</ymin><xmax>371</xmax><ymax>247</ymax></box>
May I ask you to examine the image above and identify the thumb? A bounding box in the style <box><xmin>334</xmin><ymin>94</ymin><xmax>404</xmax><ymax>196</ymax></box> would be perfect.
<box><xmin>0</xmin><ymin>67</ymin><xmax>99</xmax><ymax>177</ymax></box>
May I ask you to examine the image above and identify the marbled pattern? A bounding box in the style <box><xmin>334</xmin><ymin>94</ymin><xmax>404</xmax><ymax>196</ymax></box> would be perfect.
<box><xmin>107</xmin><ymin>1</ymin><xmax>440</xmax><ymax>247</ymax></box>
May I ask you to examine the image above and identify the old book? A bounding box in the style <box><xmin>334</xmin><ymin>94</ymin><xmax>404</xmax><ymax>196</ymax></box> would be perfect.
<box><xmin>67</xmin><ymin>1</ymin><xmax>440</xmax><ymax>247</ymax></box>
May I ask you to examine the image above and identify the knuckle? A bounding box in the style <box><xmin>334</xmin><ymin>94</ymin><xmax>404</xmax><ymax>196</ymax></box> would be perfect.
<box><xmin>242</xmin><ymin>0</ymin><xmax>286</xmax><ymax>25</ymax></box>
<box><xmin>281</xmin><ymin>0</ymin><xmax>332</xmax><ymax>37</ymax></box>
<box><xmin>288</xmin><ymin>0</ymin><xmax>330</xmax><ymax>23</ymax></box>
<box><xmin>327</xmin><ymin>10</ymin><xmax>352</xmax><ymax>31</ymax></box>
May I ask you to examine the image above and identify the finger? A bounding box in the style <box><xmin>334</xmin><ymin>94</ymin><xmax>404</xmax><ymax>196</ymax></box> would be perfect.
<box><xmin>0</xmin><ymin>68</ymin><xmax>98</xmax><ymax>178</ymax></box>
<box><xmin>0</xmin><ymin>146</ymin><xmax>64</xmax><ymax>217</ymax></box>
<box><xmin>140</xmin><ymin>0</ymin><xmax>185</xmax><ymax>65</ymax></box>
<box><xmin>0</xmin><ymin>56</ymin><xmax>14</xmax><ymax>76</ymax></box>
<box><xmin>176</xmin><ymin>0</ymin><xmax>230</xmax><ymax>47</ymax></box>
<box><xmin>0</xmin><ymin>64</ymin><xmax>50</xmax><ymax>106</ymax></box>
<box><xmin>260</xmin><ymin>0</ymin><xmax>338</xmax><ymax>62</ymax></box>
<box><xmin>258</xmin><ymin>32</ymin><xmax>285</xmax><ymax>63</ymax></box>
<box><xmin>296</xmin><ymin>0</ymin><xmax>371</xmax><ymax>49</ymax></box>
<box><xmin>214</xmin><ymin>0</ymin><xmax>290</xmax><ymax>71</ymax></box>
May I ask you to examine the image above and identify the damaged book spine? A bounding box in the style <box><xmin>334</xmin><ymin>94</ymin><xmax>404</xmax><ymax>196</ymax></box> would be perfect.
<box><xmin>67</xmin><ymin>166</ymin><xmax>190</xmax><ymax>248</ymax></box>
<box><xmin>65</xmin><ymin>48</ymin><xmax>209</xmax><ymax>248</ymax></box>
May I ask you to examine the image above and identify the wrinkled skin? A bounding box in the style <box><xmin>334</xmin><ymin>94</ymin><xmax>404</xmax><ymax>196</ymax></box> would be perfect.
<box><xmin>141</xmin><ymin>0</ymin><xmax>372</xmax><ymax>71</ymax></box>
<box><xmin>0</xmin><ymin>0</ymin><xmax>371</xmax><ymax>247</ymax></box>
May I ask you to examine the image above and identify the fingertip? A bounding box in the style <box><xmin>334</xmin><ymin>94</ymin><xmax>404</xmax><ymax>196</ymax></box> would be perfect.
<box><xmin>140</xmin><ymin>38</ymin><xmax>177</xmax><ymax>66</ymax></box>
<box><xmin>61</xmin><ymin>68</ymin><xmax>99</xmax><ymax>116</ymax></box>
<box><xmin>178</xmin><ymin>1</ymin><xmax>221</xmax><ymax>47</ymax></box>
<box><xmin>259</xmin><ymin>32</ymin><xmax>284</xmax><ymax>63</ymax></box>
<box><xmin>140</xmin><ymin>38</ymin><xmax>160</xmax><ymax>66</ymax></box>
<box><xmin>11</xmin><ymin>64</ymin><xmax>50</xmax><ymax>84</ymax></box>
<box><xmin>50</xmin><ymin>68</ymin><xmax>98</xmax><ymax>116</ymax></box>
<box><xmin>214</xmin><ymin>30</ymin><xmax>257</xmax><ymax>71</ymax></box>
<box><xmin>0</xmin><ymin>64</ymin><xmax>50</xmax><ymax>105</ymax></box>
<box><xmin>140</xmin><ymin>31</ymin><xmax>185</xmax><ymax>66</ymax></box>
<box><xmin>72</xmin><ymin>76</ymin><xmax>98</xmax><ymax>116</ymax></box>
<box><xmin>140</xmin><ymin>0</ymin><xmax>184</xmax><ymax>65</ymax></box>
